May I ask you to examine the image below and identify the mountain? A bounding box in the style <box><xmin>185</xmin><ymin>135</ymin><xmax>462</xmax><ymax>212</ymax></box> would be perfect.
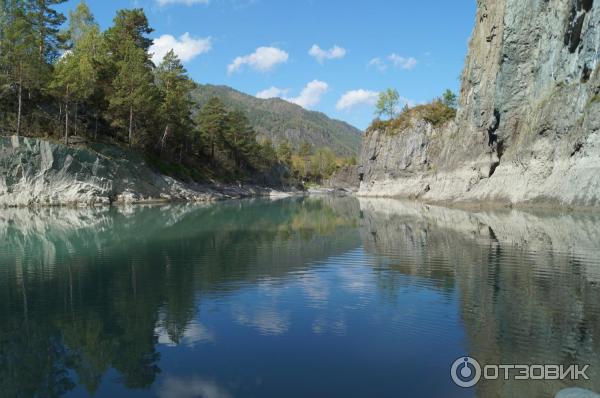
<box><xmin>192</xmin><ymin>84</ymin><xmax>362</xmax><ymax>157</ymax></box>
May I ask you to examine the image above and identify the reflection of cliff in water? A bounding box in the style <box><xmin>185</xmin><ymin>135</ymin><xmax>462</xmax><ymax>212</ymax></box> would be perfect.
<box><xmin>0</xmin><ymin>198</ymin><xmax>360</xmax><ymax>397</ymax></box>
<box><xmin>358</xmin><ymin>198</ymin><xmax>600</xmax><ymax>398</ymax></box>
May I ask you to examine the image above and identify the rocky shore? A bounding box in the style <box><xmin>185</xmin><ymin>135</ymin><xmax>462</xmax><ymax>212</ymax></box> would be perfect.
<box><xmin>0</xmin><ymin>135</ymin><xmax>297</xmax><ymax>207</ymax></box>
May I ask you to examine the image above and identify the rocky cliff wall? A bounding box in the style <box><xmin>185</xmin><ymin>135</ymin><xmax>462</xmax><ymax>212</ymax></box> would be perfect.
<box><xmin>360</xmin><ymin>0</ymin><xmax>600</xmax><ymax>208</ymax></box>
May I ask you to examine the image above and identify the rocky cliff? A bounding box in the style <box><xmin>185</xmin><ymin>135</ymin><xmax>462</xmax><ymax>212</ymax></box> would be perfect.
<box><xmin>0</xmin><ymin>136</ymin><xmax>284</xmax><ymax>207</ymax></box>
<box><xmin>360</xmin><ymin>0</ymin><xmax>600</xmax><ymax>208</ymax></box>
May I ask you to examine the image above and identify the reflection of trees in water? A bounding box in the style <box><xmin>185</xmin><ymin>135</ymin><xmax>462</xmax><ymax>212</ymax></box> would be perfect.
<box><xmin>0</xmin><ymin>198</ymin><xmax>360</xmax><ymax>397</ymax></box>
<box><xmin>358</xmin><ymin>199</ymin><xmax>600</xmax><ymax>398</ymax></box>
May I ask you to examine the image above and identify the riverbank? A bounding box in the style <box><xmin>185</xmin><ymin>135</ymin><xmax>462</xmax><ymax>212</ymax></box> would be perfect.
<box><xmin>0</xmin><ymin>135</ymin><xmax>302</xmax><ymax>207</ymax></box>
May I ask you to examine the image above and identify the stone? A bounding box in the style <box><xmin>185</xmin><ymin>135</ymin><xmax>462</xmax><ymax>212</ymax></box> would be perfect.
<box><xmin>359</xmin><ymin>0</ymin><xmax>600</xmax><ymax>208</ymax></box>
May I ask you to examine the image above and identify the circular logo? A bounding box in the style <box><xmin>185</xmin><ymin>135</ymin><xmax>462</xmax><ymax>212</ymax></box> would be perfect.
<box><xmin>451</xmin><ymin>356</ymin><xmax>482</xmax><ymax>388</ymax></box>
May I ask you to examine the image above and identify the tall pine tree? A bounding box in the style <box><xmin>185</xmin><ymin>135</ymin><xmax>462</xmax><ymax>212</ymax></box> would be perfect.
<box><xmin>0</xmin><ymin>1</ymin><xmax>38</xmax><ymax>135</ymax></box>
<box><xmin>196</xmin><ymin>97</ymin><xmax>228</xmax><ymax>163</ymax></box>
<box><xmin>155</xmin><ymin>50</ymin><xmax>194</xmax><ymax>158</ymax></box>
<box><xmin>107</xmin><ymin>39</ymin><xmax>157</xmax><ymax>147</ymax></box>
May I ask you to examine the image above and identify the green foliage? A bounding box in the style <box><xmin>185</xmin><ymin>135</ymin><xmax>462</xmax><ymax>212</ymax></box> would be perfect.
<box><xmin>368</xmin><ymin>98</ymin><xmax>456</xmax><ymax>135</ymax></box>
<box><xmin>196</xmin><ymin>97</ymin><xmax>229</xmax><ymax>161</ymax></box>
<box><xmin>104</xmin><ymin>9</ymin><xmax>153</xmax><ymax>55</ymax></box>
<box><xmin>155</xmin><ymin>50</ymin><xmax>194</xmax><ymax>156</ymax></box>
<box><xmin>63</xmin><ymin>0</ymin><xmax>97</xmax><ymax>48</ymax></box>
<box><xmin>276</xmin><ymin>140</ymin><xmax>293</xmax><ymax>165</ymax></box>
<box><xmin>298</xmin><ymin>140</ymin><xmax>313</xmax><ymax>157</ymax></box>
<box><xmin>442</xmin><ymin>89</ymin><xmax>457</xmax><ymax>109</ymax></box>
<box><xmin>0</xmin><ymin>3</ymin><xmax>289</xmax><ymax>185</ymax></box>
<box><xmin>107</xmin><ymin>39</ymin><xmax>157</xmax><ymax>147</ymax></box>
<box><xmin>375</xmin><ymin>88</ymin><xmax>400</xmax><ymax>119</ymax></box>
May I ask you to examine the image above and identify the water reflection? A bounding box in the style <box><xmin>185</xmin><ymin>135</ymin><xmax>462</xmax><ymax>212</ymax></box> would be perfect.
<box><xmin>0</xmin><ymin>197</ymin><xmax>599</xmax><ymax>397</ymax></box>
<box><xmin>359</xmin><ymin>198</ymin><xmax>600</xmax><ymax>397</ymax></box>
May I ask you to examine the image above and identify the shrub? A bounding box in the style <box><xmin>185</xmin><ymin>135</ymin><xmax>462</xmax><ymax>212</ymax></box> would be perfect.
<box><xmin>367</xmin><ymin>100</ymin><xmax>456</xmax><ymax>135</ymax></box>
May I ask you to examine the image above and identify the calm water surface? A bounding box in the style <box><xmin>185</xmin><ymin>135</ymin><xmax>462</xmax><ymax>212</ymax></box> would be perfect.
<box><xmin>1</xmin><ymin>197</ymin><xmax>600</xmax><ymax>397</ymax></box>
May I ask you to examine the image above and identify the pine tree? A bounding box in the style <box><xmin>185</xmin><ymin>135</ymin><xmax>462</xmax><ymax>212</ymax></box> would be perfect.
<box><xmin>49</xmin><ymin>2</ymin><xmax>101</xmax><ymax>144</ymax></box>
<box><xmin>104</xmin><ymin>9</ymin><xmax>153</xmax><ymax>57</ymax></box>
<box><xmin>63</xmin><ymin>0</ymin><xmax>97</xmax><ymax>49</ymax></box>
<box><xmin>276</xmin><ymin>140</ymin><xmax>292</xmax><ymax>166</ymax></box>
<box><xmin>0</xmin><ymin>1</ymin><xmax>38</xmax><ymax>136</ymax></box>
<box><xmin>197</xmin><ymin>97</ymin><xmax>229</xmax><ymax>162</ymax></box>
<box><xmin>50</xmin><ymin>27</ymin><xmax>99</xmax><ymax>144</ymax></box>
<box><xmin>155</xmin><ymin>50</ymin><xmax>194</xmax><ymax>158</ymax></box>
<box><xmin>225</xmin><ymin>110</ymin><xmax>257</xmax><ymax>169</ymax></box>
<box><xmin>29</xmin><ymin>0</ymin><xmax>68</xmax><ymax>64</ymax></box>
<box><xmin>107</xmin><ymin>39</ymin><xmax>157</xmax><ymax>147</ymax></box>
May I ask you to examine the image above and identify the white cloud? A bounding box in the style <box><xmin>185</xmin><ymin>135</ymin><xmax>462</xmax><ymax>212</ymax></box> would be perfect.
<box><xmin>227</xmin><ymin>46</ymin><xmax>289</xmax><ymax>74</ymax></box>
<box><xmin>256</xmin><ymin>80</ymin><xmax>329</xmax><ymax>109</ymax></box>
<box><xmin>157</xmin><ymin>0</ymin><xmax>209</xmax><ymax>6</ymax></box>
<box><xmin>150</xmin><ymin>33</ymin><xmax>212</xmax><ymax>64</ymax></box>
<box><xmin>367</xmin><ymin>57</ymin><xmax>387</xmax><ymax>72</ymax></box>
<box><xmin>256</xmin><ymin>86</ymin><xmax>289</xmax><ymax>99</ymax></box>
<box><xmin>388</xmin><ymin>53</ymin><xmax>417</xmax><ymax>70</ymax></box>
<box><xmin>336</xmin><ymin>89</ymin><xmax>379</xmax><ymax>111</ymax></box>
<box><xmin>287</xmin><ymin>80</ymin><xmax>329</xmax><ymax>109</ymax></box>
<box><xmin>308</xmin><ymin>44</ymin><xmax>346</xmax><ymax>63</ymax></box>
<box><xmin>368</xmin><ymin>54</ymin><xmax>417</xmax><ymax>72</ymax></box>
<box><xmin>158</xmin><ymin>377</ymin><xmax>231</xmax><ymax>398</ymax></box>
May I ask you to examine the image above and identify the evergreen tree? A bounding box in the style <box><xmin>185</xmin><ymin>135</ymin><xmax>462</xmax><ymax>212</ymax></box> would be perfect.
<box><xmin>50</xmin><ymin>27</ymin><xmax>99</xmax><ymax>144</ymax></box>
<box><xmin>225</xmin><ymin>110</ymin><xmax>257</xmax><ymax>168</ymax></box>
<box><xmin>29</xmin><ymin>0</ymin><xmax>68</xmax><ymax>64</ymax></box>
<box><xmin>259</xmin><ymin>138</ymin><xmax>277</xmax><ymax>171</ymax></box>
<box><xmin>155</xmin><ymin>50</ymin><xmax>194</xmax><ymax>157</ymax></box>
<box><xmin>196</xmin><ymin>97</ymin><xmax>228</xmax><ymax>162</ymax></box>
<box><xmin>107</xmin><ymin>39</ymin><xmax>157</xmax><ymax>147</ymax></box>
<box><xmin>276</xmin><ymin>140</ymin><xmax>292</xmax><ymax>166</ymax></box>
<box><xmin>63</xmin><ymin>0</ymin><xmax>97</xmax><ymax>49</ymax></box>
<box><xmin>49</xmin><ymin>3</ymin><xmax>101</xmax><ymax>144</ymax></box>
<box><xmin>442</xmin><ymin>89</ymin><xmax>457</xmax><ymax>109</ymax></box>
<box><xmin>0</xmin><ymin>1</ymin><xmax>38</xmax><ymax>135</ymax></box>
<box><xmin>104</xmin><ymin>9</ymin><xmax>153</xmax><ymax>57</ymax></box>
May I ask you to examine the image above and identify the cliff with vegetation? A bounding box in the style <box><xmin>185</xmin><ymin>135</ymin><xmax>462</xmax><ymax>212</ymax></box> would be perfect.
<box><xmin>0</xmin><ymin>136</ymin><xmax>295</xmax><ymax>206</ymax></box>
<box><xmin>360</xmin><ymin>0</ymin><xmax>600</xmax><ymax>208</ymax></box>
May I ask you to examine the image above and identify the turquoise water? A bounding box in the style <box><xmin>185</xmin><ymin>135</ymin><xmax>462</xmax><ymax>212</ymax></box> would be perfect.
<box><xmin>1</xmin><ymin>197</ymin><xmax>600</xmax><ymax>397</ymax></box>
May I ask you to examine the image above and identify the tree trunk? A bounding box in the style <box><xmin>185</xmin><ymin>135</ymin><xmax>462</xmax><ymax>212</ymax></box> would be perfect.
<box><xmin>74</xmin><ymin>102</ymin><xmax>78</xmax><ymax>136</ymax></box>
<box><xmin>94</xmin><ymin>115</ymin><xmax>98</xmax><ymax>141</ymax></box>
<box><xmin>65</xmin><ymin>86</ymin><xmax>69</xmax><ymax>145</ymax></box>
<box><xmin>16</xmin><ymin>74</ymin><xmax>22</xmax><ymax>137</ymax></box>
<box><xmin>160</xmin><ymin>124</ymin><xmax>170</xmax><ymax>154</ymax></box>
<box><xmin>128</xmin><ymin>106</ymin><xmax>133</xmax><ymax>147</ymax></box>
<box><xmin>58</xmin><ymin>102</ymin><xmax>62</xmax><ymax>137</ymax></box>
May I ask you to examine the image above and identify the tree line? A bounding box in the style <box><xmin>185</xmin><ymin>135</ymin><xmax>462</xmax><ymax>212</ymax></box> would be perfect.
<box><xmin>0</xmin><ymin>1</ymin><xmax>288</xmax><ymax>181</ymax></box>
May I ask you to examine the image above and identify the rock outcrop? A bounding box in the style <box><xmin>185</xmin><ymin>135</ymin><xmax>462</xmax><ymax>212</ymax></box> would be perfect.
<box><xmin>360</xmin><ymin>0</ymin><xmax>600</xmax><ymax>208</ymax></box>
<box><xmin>0</xmin><ymin>136</ymin><xmax>288</xmax><ymax>207</ymax></box>
<box><xmin>323</xmin><ymin>165</ymin><xmax>360</xmax><ymax>192</ymax></box>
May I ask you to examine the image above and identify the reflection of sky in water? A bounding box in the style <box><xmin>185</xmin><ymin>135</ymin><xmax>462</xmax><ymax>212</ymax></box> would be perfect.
<box><xmin>2</xmin><ymin>198</ymin><xmax>600</xmax><ymax>397</ymax></box>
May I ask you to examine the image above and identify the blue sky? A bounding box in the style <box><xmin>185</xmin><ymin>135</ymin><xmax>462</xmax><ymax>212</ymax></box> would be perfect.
<box><xmin>58</xmin><ymin>0</ymin><xmax>476</xmax><ymax>130</ymax></box>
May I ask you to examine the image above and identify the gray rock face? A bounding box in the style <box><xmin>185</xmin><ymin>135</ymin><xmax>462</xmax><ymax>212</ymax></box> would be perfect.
<box><xmin>323</xmin><ymin>165</ymin><xmax>361</xmax><ymax>192</ymax></box>
<box><xmin>0</xmin><ymin>136</ymin><xmax>269</xmax><ymax>207</ymax></box>
<box><xmin>359</xmin><ymin>0</ymin><xmax>600</xmax><ymax>208</ymax></box>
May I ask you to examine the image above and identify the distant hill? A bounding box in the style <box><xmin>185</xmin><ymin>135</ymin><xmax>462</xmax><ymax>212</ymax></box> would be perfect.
<box><xmin>192</xmin><ymin>84</ymin><xmax>363</xmax><ymax>157</ymax></box>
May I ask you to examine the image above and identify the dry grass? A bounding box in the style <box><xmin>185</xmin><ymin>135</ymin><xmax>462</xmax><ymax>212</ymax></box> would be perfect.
<box><xmin>367</xmin><ymin>100</ymin><xmax>456</xmax><ymax>135</ymax></box>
